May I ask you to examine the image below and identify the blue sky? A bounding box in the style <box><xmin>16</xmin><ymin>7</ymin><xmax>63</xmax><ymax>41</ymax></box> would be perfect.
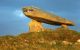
<box><xmin>0</xmin><ymin>0</ymin><xmax>80</xmax><ymax>35</ymax></box>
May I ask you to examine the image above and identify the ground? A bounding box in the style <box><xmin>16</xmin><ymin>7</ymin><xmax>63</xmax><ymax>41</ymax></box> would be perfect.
<box><xmin>0</xmin><ymin>27</ymin><xmax>80</xmax><ymax>50</ymax></box>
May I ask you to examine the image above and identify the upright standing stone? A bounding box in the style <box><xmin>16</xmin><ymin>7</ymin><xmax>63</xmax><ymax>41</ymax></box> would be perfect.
<box><xmin>28</xmin><ymin>19</ymin><xmax>44</xmax><ymax>32</ymax></box>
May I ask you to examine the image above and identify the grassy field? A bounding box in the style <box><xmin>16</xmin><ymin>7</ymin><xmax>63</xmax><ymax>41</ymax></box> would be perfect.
<box><xmin>0</xmin><ymin>27</ymin><xmax>80</xmax><ymax>50</ymax></box>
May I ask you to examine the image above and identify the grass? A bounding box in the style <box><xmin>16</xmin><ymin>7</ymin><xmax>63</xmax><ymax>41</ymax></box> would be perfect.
<box><xmin>0</xmin><ymin>27</ymin><xmax>80</xmax><ymax>50</ymax></box>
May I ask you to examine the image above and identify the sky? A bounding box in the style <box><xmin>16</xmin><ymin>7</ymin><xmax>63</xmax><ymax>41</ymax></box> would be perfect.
<box><xmin>0</xmin><ymin>0</ymin><xmax>80</xmax><ymax>36</ymax></box>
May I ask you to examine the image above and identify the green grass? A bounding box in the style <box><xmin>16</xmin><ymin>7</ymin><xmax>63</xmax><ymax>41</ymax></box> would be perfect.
<box><xmin>0</xmin><ymin>27</ymin><xmax>80</xmax><ymax>50</ymax></box>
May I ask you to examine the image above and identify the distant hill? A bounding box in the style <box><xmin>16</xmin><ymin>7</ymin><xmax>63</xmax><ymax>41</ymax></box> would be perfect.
<box><xmin>0</xmin><ymin>27</ymin><xmax>80</xmax><ymax>50</ymax></box>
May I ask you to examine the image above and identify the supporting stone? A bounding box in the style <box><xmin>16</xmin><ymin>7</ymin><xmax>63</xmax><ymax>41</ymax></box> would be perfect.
<box><xmin>61</xmin><ymin>24</ymin><xmax>68</xmax><ymax>28</ymax></box>
<box><xmin>28</xmin><ymin>19</ymin><xmax>44</xmax><ymax>32</ymax></box>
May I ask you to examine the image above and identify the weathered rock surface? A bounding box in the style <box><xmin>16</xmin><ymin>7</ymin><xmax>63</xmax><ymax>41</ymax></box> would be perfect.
<box><xmin>23</xmin><ymin>6</ymin><xmax>74</xmax><ymax>27</ymax></box>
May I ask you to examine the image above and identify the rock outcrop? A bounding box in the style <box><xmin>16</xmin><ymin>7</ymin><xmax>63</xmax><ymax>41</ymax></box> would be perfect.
<box><xmin>23</xmin><ymin>6</ymin><xmax>74</xmax><ymax>32</ymax></box>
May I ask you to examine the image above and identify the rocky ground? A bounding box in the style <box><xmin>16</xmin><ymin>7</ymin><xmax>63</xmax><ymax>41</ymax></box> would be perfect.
<box><xmin>0</xmin><ymin>27</ymin><xmax>80</xmax><ymax>50</ymax></box>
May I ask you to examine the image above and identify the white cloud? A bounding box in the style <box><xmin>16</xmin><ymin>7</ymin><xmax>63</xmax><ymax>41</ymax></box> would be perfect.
<box><xmin>13</xmin><ymin>10</ymin><xmax>26</xmax><ymax>18</ymax></box>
